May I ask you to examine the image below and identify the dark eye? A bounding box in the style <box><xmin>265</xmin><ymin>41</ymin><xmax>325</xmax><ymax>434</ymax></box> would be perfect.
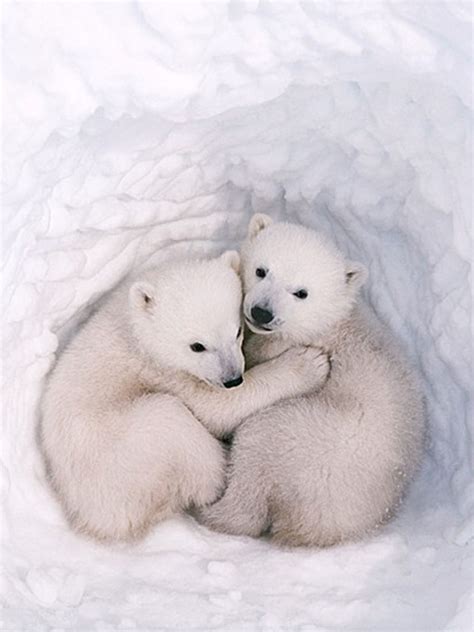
<box><xmin>190</xmin><ymin>342</ymin><xmax>206</xmax><ymax>352</ymax></box>
<box><xmin>256</xmin><ymin>267</ymin><xmax>266</xmax><ymax>278</ymax></box>
<box><xmin>293</xmin><ymin>289</ymin><xmax>308</xmax><ymax>300</ymax></box>
<box><xmin>237</xmin><ymin>326</ymin><xmax>242</xmax><ymax>338</ymax></box>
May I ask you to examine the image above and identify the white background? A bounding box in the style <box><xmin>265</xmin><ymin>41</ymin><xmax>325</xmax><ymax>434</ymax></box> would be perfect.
<box><xmin>2</xmin><ymin>2</ymin><xmax>472</xmax><ymax>630</ymax></box>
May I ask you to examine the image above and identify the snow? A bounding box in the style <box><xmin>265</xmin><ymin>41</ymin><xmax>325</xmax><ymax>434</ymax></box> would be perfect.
<box><xmin>2</xmin><ymin>1</ymin><xmax>472</xmax><ymax>630</ymax></box>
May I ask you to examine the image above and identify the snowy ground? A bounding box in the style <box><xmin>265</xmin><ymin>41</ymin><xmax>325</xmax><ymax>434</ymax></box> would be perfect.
<box><xmin>2</xmin><ymin>1</ymin><xmax>472</xmax><ymax>630</ymax></box>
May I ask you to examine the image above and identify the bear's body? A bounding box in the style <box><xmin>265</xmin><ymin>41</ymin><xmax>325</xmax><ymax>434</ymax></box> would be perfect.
<box><xmin>41</xmin><ymin>253</ymin><xmax>323</xmax><ymax>542</ymax></box>
<box><xmin>199</xmin><ymin>217</ymin><xmax>426</xmax><ymax>546</ymax></box>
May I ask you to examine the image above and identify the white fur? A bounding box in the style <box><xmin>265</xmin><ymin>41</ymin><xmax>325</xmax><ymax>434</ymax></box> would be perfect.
<box><xmin>199</xmin><ymin>217</ymin><xmax>426</xmax><ymax>547</ymax></box>
<box><xmin>40</xmin><ymin>252</ymin><xmax>325</xmax><ymax>542</ymax></box>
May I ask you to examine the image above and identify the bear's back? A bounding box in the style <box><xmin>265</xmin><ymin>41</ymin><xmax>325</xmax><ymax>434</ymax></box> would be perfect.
<box><xmin>42</xmin><ymin>286</ymin><xmax>146</xmax><ymax>421</ymax></box>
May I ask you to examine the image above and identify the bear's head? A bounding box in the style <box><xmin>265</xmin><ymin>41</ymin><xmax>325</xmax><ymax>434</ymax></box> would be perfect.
<box><xmin>241</xmin><ymin>214</ymin><xmax>367</xmax><ymax>343</ymax></box>
<box><xmin>129</xmin><ymin>252</ymin><xmax>244</xmax><ymax>388</ymax></box>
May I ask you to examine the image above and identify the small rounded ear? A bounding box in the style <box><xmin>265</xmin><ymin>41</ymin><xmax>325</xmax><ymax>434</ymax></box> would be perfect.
<box><xmin>129</xmin><ymin>281</ymin><xmax>156</xmax><ymax>311</ymax></box>
<box><xmin>220</xmin><ymin>250</ymin><xmax>240</xmax><ymax>273</ymax></box>
<box><xmin>345</xmin><ymin>261</ymin><xmax>368</xmax><ymax>291</ymax></box>
<box><xmin>248</xmin><ymin>213</ymin><xmax>273</xmax><ymax>239</ymax></box>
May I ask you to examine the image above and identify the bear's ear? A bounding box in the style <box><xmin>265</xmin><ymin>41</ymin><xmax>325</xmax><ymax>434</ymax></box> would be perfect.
<box><xmin>345</xmin><ymin>261</ymin><xmax>368</xmax><ymax>291</ymax></box>
<box><xmin>220</xmin><ymin>250</ymin><xmax>240</xmax><ymax>273</ymax></box>
<box><xmin>248</xmin><ymin>213</ymin><xmax>273</xmax><ymax>239</ymax></box>
<box><xmin>129</xmin><ymin>281</ymin><xmax>156</xmax><ymax>312</ymax></box>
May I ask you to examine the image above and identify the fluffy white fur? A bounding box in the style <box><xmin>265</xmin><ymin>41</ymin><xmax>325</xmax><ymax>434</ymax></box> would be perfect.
<box><xmin>198</xmin><ymin>216</ymin><xmax>426</xmax><ymax>547</ymax></box>
<box><xmin>40</xmin><ymin>252</ymin><xmax>325</xmax><ymax>542</ymax></box>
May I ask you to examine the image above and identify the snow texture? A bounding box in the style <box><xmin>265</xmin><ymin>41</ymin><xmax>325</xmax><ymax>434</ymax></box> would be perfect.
<box><xmin>2</xmin><ymin>1</ymin><xmax>472</xmax><ymax>630</ymax></box>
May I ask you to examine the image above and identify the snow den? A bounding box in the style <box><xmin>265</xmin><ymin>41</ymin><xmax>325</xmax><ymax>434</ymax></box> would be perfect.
<box><xmin>3</xmin><ymin>2</ymin><xmax>472</xmax><ymax>630</ymax></box>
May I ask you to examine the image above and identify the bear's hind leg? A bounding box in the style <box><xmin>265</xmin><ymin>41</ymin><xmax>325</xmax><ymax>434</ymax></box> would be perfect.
<box><xmin>70</xmin><ymin>393</ymin><xmax>225</xmax><ymax>542</ymax></box>
<box><xmin>196</xmin><ymin>458</ymin><xmax>269</xmax><ymax>538</ymax></box>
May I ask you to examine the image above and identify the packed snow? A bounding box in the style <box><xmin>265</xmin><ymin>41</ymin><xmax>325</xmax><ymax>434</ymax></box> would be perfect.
<box><xmin>2</xmin><ymin>1</ymin><xmax>472</xmax><ymax>630</ymax></box>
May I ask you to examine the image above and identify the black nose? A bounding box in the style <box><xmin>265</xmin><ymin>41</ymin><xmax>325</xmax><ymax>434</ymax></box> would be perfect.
<box><xmin>223</xmin><ymin>376</ymin><xmax>243</xmax><ymax>389</ymax></box>
<box><xmin>251</xmin><ymin>305</ymin><xmax>274</xmax><ymax>325</ymax></box>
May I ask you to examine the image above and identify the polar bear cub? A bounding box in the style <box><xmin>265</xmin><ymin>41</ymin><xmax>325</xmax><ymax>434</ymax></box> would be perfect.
<box><xmin>199</xmin><ymin>216</ymin><xmax>426</xmax><ymax>546</ymax></box>
<box><xmin>41</xmin><ymin>252</ymin><xmax>323</xmax><ymax>542</ymax></box>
